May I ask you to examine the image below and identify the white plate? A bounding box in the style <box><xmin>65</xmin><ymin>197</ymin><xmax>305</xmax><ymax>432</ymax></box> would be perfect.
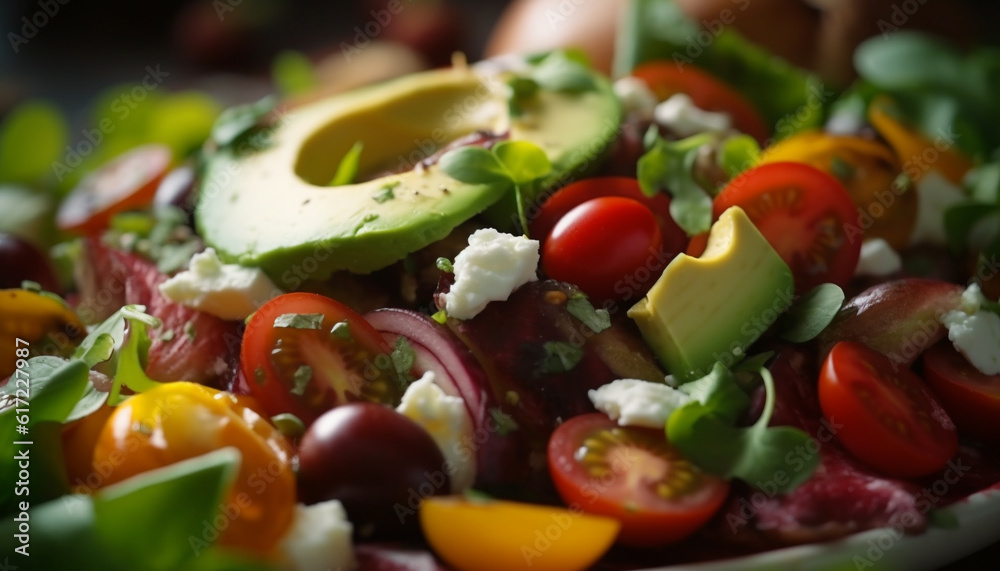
<box><xmin>641</xmin><ymin>488</ymin><xmax>1000</xmax><ymax>571</ymax></box>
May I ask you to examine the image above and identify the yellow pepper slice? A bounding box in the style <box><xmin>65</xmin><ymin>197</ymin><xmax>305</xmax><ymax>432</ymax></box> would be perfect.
<box><xmin>0</xmin><ymin>289</ymin><xmax>85</xmax><ymax>378</ymax></box>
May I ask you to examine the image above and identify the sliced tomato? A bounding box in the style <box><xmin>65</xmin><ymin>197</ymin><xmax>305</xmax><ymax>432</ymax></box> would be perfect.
<box><xmin>631</xmin><ymin>61</ymin><xmax>769</xmax><ymax>144</ymax></box>
<box><xmin>240</xmin><ymin>292</ymin><xmax>404</xmax><ymax>424</ymax></box>
<box><xmin>56</xmin><ymin>144</ymin><xmax>172</xmax><ymax>235</ymax></box>
<box><xmin>697</xmin><ymin>161</ymin><xmax>862</xmax><ymax>292</ymax></box>
<box><xmin>819</xmin><ymin>341</ymin><xmax>958</xmax><ymax>478</ymax></box>
<box><xmin>547</xmin><ymin>413</ymin><xmax>729</xmax><ymax>547</ymax></box>
<box><xmin>923</xmin><ymin>340</ymin><xmax>1000</xmax><ymax>442</ymax></box>
<box><xmin>421</xmin><ymin>496</ymin><xmax>619</xmax><ymax>571</ymax></box>
<box><xmin>542</xmin><ymin>197</ymin><xmax>665</xmax><ymax>302</ymax></box>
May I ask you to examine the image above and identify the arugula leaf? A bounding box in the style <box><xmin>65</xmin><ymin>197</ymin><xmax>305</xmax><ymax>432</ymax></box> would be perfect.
<box><xmin>210</xmin><ymin>96</ymin><xmax>277</xmax><ymax>148</ymax></box>
<box><xmin>775</xmin><ymin>283</ymin><xmax>845</xmax><ymax>343</ymax></box>
<box><xmin>854</xmin><ymin>32</ymin><xmax>963</xmax><ymax>92</ymax></box>
<box><xmin>329</xmin><ymin>141</ymin><xmax>364</xmax><ymax>186</ymax></box>
<box><xmin>676</xmin><ymin>363</ymin><xmax>750</xmax><ymax>425</ymax></box>
<box><xmin>717</xmin><ymin>134</ymin><xmax>760</xmax><ymax>178</ymax></box>
<box><xmin>273</xmin><ymin>312</ymin><xmax>325</xmax><ymax>330</ymax></box>
<box><xmin>108</xmin><ymin>309</ymin><xmax>166</xmax><ymax>405</ymax></box>
<box><xmin>638</xmin><ymin>132</ymin><xmax>714</xmax><ymax>235</ymax></box>
<box><xmin>493</xmin><ymin>141</ymin><xmax>552</xmax><ymax>185</ymax></box>
<box><xmin>566</xmin><ymin>294</ymin><xmax>611</xmax><ymax>333</ymax></box>
<box><xmin>539</xmin><ymin>341</ymin><xmax>584</xmax><ymax>373</ymax></box>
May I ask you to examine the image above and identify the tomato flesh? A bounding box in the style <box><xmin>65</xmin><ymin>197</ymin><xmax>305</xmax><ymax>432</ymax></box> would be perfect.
<box><xmin>819</xmin><ymin>341</ymin><xmax>958</xmax><ymax>477</ymax></box>
<box><xmin>547</xmin><ymin>413</ymin><xmax>729</xmax><ymax>547</ymax></box>
<box><xmin>923</xmin><ymin>340</ymin><xmax>1000</xmax><ymax>441</ymax></box>
<box><xmin>240</xmin><ymin>292</ymin><xmax>404</xmax><ymax>425</ymax></box>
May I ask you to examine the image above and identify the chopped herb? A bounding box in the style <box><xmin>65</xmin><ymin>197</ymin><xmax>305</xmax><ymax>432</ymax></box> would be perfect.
<box><xmin>540</xmin><ymin>341</ymin><xmax>584</xmax><ymax>373</ymax></box>
<box><xmin>566</xmin><ymin>294</ymin><xmax>611</xmax><ymax>333</ymax></box>
<box><xmin>390</xmin><ymin>336</ymin><xmax>416</xmax><ymax>384</ymax></box>
<box><xmin>329</xmin><ymin>141</ymin><xmax>364</xmax><ymax>186</ymax></box>
<box><xmin>273</xmin><ymin>313</ymin><xmax>325</xmax><ymax>330</ymax></box>
<box><xmin>775</xmin><ymin>284</ymin><xmax>845</xmax><ymax>343</ymax></box>
<box><xmin>254</xmin><ymin>366</ymin><xmax>266</xmax><ymax>386</ymax></box>
<box><xmin>20</xmin><ymin>280</ymin><xmax>41</xmax><ymax>292</ymax></box>
<box><xmin>183</xmin><ymin>321</ymin><xmax>197</xmax><ymax>342</ymax></box>
<box><xmin>330</xmin><ymin>320</ymin><xmax>351</xmax><ymax>340</ymax></box>
<box><xmin>290</xmin><ymin>365</ymin><xmax>312</xmax><ymax>396</ymax></box>
<box><xmin>373</xmin><ymin>182</ymin><xmax>398</xmax><ymax>203</ymax></box>
<box><xmin>270</xmin><ymin>413</ymin><xmax>306</xmax><ymax>438</ymax></box>
<box><xmin>436</xmin><ymin>257</ymin><xmax>454</xmax><ymax>273</ymax></box>
<box><xmin>431</xmin><ymin>310</ymin><xmax>448</xmax><ymax>324</ymax></box>
<box><xmin>489</xmin><ymin>407</ymin><xmax>519</xmax><ymax>436</ymax></box>
<box><xmin>638</xmin><ymin>131</ymin><xmax>715</xmax><ymax>236</ymax></box>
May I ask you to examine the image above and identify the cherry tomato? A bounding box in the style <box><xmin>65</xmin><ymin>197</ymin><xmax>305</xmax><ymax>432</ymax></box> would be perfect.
<box><xmin>819</xmin><ymin>341</ymin><xmax>958</xmax><ymax>478</ymax></box>
<box><xmin>62</xmin><ymin>402</ymin><xmax>115</xmax><ymax>491</ymax></box>
<box><xmin>542</xmin><ymin>197</ymin><xmax>665</xmax><ymax>302</ymax></box>
<box><xmin>923</xmin><ymin>341</ymin><xmax>1000</xmax><ymax>442</ymax></box>
<box><xmin>240</xmin><ymin>292</ymin><xmax>404</xmax><ymax>425</ymax></box>
<box><xmin>56</xmin><ymin>144</ymin><xmax>172</xmax><ymax>235</ymax></box>
<box><xmin>420</xmin><ymin>496</ymin><xmax>619</xmax><ymax>571</ymax></box>
<box><xmin>695</xmin><ymin>162</ymin><xmax>862</xmax><ymax>293</ymax></box>
<box><xmin>0</xmin><ymin>289</ymin><xmax>86</xmax><ymax>378</ymax></box>
<box><xmin>298</xmin><ymin>402</ymin><xmax>446</xmax><ymax>538</ymax></box>
<box><xmin>547</xmin><ymin>413</ymin><xmax>730</xmax><ymax>547</ymax></box>
<box><xmin>530</xmin><ymin>177</ymin><xmax>686</xmax><ymax>254</ymax></box>
<box><xmin>631</xmin><ymin>61</ymin><xmax>769</xmax><ymax>144</ymax></box>
<box><xmin>92</xmin><ymin>382</ymin><xmax>297</xmax><ymax>554</ymax></box>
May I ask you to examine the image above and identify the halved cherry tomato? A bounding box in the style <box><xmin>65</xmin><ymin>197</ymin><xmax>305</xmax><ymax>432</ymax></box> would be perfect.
<box><xmin>923</xmin><ymin>340</ymin><xmax>1000</xmax><ymax>442</ymax></box>
<box><xmin>420</xmin><ymin>496</ymin><xmax>619</xmax><ymax>571</ymax></box>
<box><xmin>691</xmin><ymin>162</ymin><xmax>862</xmax><ymax>293</ymax></box>
<box><xmin>542</xmin><ymin>197</ymin><xmax>664</xmax><ymax>302</ymax></box>
<box><xmin>530</xmin><ymin>177</ymin><xmax>685</xmax><ymax>252</ymax></box>
<box><xmin>92</xmin><ymin>382</ymin><xmax>297</xmax><ymax>555</ymax></box>
<box><xmin>56</xmin><ymin>144</ymin><xmax>172</xmax><ymax>235</ymax></box>
<box><xmin>819</xmin><ymin>341</ymin><xmax>958</xmax><ymax>477</ymax></box>
<box><xmin>631</xmin><ymin>61</ymin><xmax>769</xmax><ymax>144</ymax></box>
<box><xmin>547</xmin><ymin>413</ymin><xmax>729</xmax><ymax>547</ymax></box>
<box><xmin>240</xmin><ymin>292</ymin><xmax>404</xmax><ymax>425</ymax></box>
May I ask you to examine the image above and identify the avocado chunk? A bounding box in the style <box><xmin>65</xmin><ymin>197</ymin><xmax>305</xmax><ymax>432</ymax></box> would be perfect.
<box><xmin>196</xmin><ymin>62</ymin><xmax>620</xmax><ymax>283</ymax></box>
<box><xmin>627</xmin><ymin>206</ymin><xmax>794</xmax><ymax>381</ymax></box>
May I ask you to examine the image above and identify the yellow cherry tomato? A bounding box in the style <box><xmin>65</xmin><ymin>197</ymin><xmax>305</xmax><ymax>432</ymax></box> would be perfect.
<box><xmin>868</xmin><ymin>95</ymin><xmax>973</xmax><ymax>185</ymax></box>
<box><xmin>92</xmin><ymin>382</ymin><xmax>297</xmax><ymax>555</ymax></box>
<box><xmin>63</xmin><ymin>402</ymin><xmax>115</xmax><ymax>491</ymax></box>
<box><xmin>760</xmin><ymin>130</ymin><xmax>917</xmax><ymax>249</ymax></box>
<box><xmin>0</xmin><ymin>289</ymin><xmax>85</xmax><ymax>378</ymax></box>
<box><xmin>421</xmin><ymin>497</ymin><xmax>620</xmax><ymax>571</ymax></box>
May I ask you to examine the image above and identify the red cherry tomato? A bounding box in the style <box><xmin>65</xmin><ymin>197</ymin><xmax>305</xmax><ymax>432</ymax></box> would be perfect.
<box><xmin>695</xmin><ymin>162</ymin><xmax>862</xmax><ymax>293</ymax></box>
<box><xmin>819</xmin><ymin>341</ymin><xmax>958</xmax><ymax>478</ymax></box>
<box><xmin>542</xmin><ymin>197</ymin><xmax>664</xmax><ymax>302</ymax></box>
<box><xmin>923</xmin><ymin>341</ymin><xmax>1000</xmax><ymax>442</ymax></box>
<box><xmin>56</xmin><ymin>144</ymin><xmax>172</xmax><ymax>235</ymax></box>
<box><xmin>548</xmin><ymin>413</ymin><xmax>729</xmax><ymax>547</ymax></box>
<box><xmin>240</xmin><ymin>292</ymin><xmax>405</xmax><ymax>425</ymax></box>
<box><xmin>631</xmin><ymin>61</ymin><xmax>769</xmax><ymax>144</ymax></box>
<box><xmin>530</xmin><ymin>177</ymin><xmax>686</xmax><ymax>254</ymax></box>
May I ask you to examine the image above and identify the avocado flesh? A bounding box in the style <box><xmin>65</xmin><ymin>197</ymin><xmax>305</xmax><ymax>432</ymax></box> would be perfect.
<box><xmin>628</xmin><ymin>206</ymin><xmax>794</xmax><ymax>382</ymax></box>
<box><xmin>196</xmin><ymin>64</ymin><xmax>620</xmax><ymax>283</ymax></box>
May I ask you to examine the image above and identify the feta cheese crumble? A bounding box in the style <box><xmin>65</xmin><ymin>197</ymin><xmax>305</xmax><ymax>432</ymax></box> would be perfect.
<box><xmin>654</xmin><ymin>93</ymin><xmax>732</xmax><ymax>138</ymax></box>
<box><xmin>613</xmin><ymin>76</ymin><xmax>658</xmax><ymax>120</ymax></box>
<box><xmin>854</xmin><ymin>238</ymin><xmax>903</xmax><ymax>277</ymax></box>
<box><xmin>275</xmin><ymin>500</ymin><xmax>355</xmax><ymax>571</ymax></box>
<box><xmin>158</xmin><ymin>247</ymin><xmax>280</xmax><ymax>320</ymax></box>
<box><xmin>442</xmin><ymin>228</ymin><xmax>539</xmax><ymax>320</ymax></box>
<box><xmin>909</xmin><ymin>170</ymin><xmax>966</xmax><ymax>246</ymax></box>
<box><xmin>940</xmin><ymin>283</ymin><xmax>1000</xmax><ymax>375</ymax></box>
<box><xmin>588</xmin><ymin>379</ymin><xmax>691</xmax><ymax>428</ymax></box>
<box><xmin>397</xmin><ymin>372</ymin><xmax>476</xmax><ymax>491</ymax></box>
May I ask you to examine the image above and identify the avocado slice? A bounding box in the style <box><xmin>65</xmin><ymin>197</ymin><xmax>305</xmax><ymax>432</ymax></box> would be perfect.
<box><xmin>196</xmin><ymin>62</ymin><xmax>620</xmax><ymax>283</ymax></box>
<box><xmin>628</xmin><ymin>206</ymin><xmax>794</xmax><ymax>381</ymax></box>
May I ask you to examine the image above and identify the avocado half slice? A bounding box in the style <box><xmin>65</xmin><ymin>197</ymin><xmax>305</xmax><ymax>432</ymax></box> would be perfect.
<box><xmin>195</xmin><ymin>60</ymin><xmax>620</xmax><ymax>284</ymax></box>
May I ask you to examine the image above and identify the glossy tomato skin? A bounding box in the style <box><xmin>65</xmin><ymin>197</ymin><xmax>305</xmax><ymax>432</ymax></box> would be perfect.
<box><xmin>819</xmin><ymin>341</ymin><xmax>958</xmax><ymax>478</ymax></box>
<box><xmin>0</xmin><ymin>233</ymin><xmax>60</xmax><ymax>291</ymax></box>
<box><xmin>542</xmin><ymin>197</ymin><xmax>665</xmax><ymax>303</ymax></box>
<box><xmin>298</xmin><ymin>402</ymin><xmax>447</xmax><ymax>538</ymax></box>
<box><xmin>631</xmin><ymin>61</ymin><xmax>769</xmax><ymax>144</ymax></box>
<box><xmin>711</xmin><ymin>161</ymin><xmax>862</xmax><ymax>293</ymax></box>
<box><xmin>530</xmin><ymin>177</ymin><xmax>686</xmax><ymax>254</ymax></box>
<box><xmin>923</xmin><ymin>341</ymin><xmax>1000</xmax><ymax>442</ymax></box>
<box><xmin>240</xmin><ymin>292</ymin><xmax>403</xmax><ymax>425</ymax></box>
<box><xmin>548</xmin><ymin>413</ymin><xmax>729</xmax><ymax>547</ymax></box>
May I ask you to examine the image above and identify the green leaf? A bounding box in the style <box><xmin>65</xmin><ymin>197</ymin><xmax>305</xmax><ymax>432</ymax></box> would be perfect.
<box><xmin>0</xmin><ymin>184</ymin><xmax>54</xmax><ymax>246</ymax></box>
<box><xmin>965</xmin><ymin>160</ymin><xmax>1000</xmax><ymax>204</ymax></box>
<box><xmin>492</xmin><ymin>141</ymin><xmax>552</xmax><ymax>185</ymax></box>
<box><xmin>439</xmin><ymin>146</ymin><xmax>512</xmax><ymax>185</ymax></box>
<box><xmin>108</xmin><ymin>309</ymin><xmax>166</xmax><ymax>405</ymax></box>
<box><xmin>273</xmin><ymin>312</ymin><xmax>325</xmax><ymax>330</ymax></box>
<box><xmin>66</xmin><ymin>380</ymin><xmax>110</xmax><ymax>423</ymax></box>
<box><xmin>436</xmin><ymin>257</ymin><xmax>454</xmax><ymax>273</ymax></box>
<box><xmin>566</xmin><ymin>294</ymin><xmax>611</xmax><ymax>333</ymax></box>
<box><xmin>532</xmin><ymin>51</ymin><xmax>597</xmax><ymax>93</ymax></box>
<box><xmin>638</xmin><ymin>134</ymin><xmax>714</xmax><ymax>235</ymax></box>
<box><xmin>329</xmin><ymin>141</ymin><xmax>364</xmax><ymax>186</ymax></box>
<box><xmin>944</xmin><ymin>202</ymin><xmax>1000</xmax><ymax>253</ymax></box>
<box><xmin>79</xmin><ymin>332</ymin><xmax>116</xmax><ymax>368</ymax></box>
<box><xmin>776</xmin><ymin>283</ymin><xmax>845</xmax><ymax>343</ymax></box>
<box><xmin>0</xmin><ymin>357</ymin><xmax>91</xmax><ymax>423</ymax></box>
<box><xmin>855</xmin><ymin>32</ymin><xmax>963</xmax><ymax>92</ymax></box>
<box><xmin>272</xmin><ymin>50</ymin><xmax>317</xmax><ymax>96</ymax></box>
<box><xmin>677</xmin><ymin>363</ymin><xmax>750</xmax><ymax>425</ymax></box>
<box><xmin>489</xmin><ymin>407</ymin><xmax>519</xmax><ymax>436</ymax></box>
<box><xmin>146</xmin><ymin>91</ymin><xmax>222</xmax><ymax>159</ymax></box>
<box><xmin>210</xmin><ymin>96</ymin><xmax>277</xmax><ymax>148</ymax></box>
<box><xmin>391</xmin><ymin>336</ymin><xmax>416</xmax><ymax>383</ymax></box>
<box><xmin>539</xmin><ymin>341</ymin><xmax>584</xmax><ymax>373</ymax></box>
<box><xmin>271</xmin><ymin>412</ymin><xmax>306</xmax><ymax>439</ymax></box>
<box><xmin>291</xmin><ymin>365</ymin><xmax>312</xmax><ymax>396</ymax></box>
<box><xmin>0</xmin><ymin>101</ymin><xmax>68</xmax><ymax>185</ymax></box>
<box><xmin>717</xmin><ymin>134</ymin><xmax>760</xmax><ymax>178</ymax></box>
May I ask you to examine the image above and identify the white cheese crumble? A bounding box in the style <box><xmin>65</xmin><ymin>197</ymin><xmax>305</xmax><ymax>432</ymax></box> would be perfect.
<box><xmin>588</xmin><ymin>379</ymin><xmax>691</xmax><ymax>428</ymax></box>
<box><xmin>396</xmin><ymin>372</ymin><xmax>476</xmax><ymax>492</ymax></box>
<box><xmin>654</xmin><ymin>93</ymin><xmax>732</xmax><ymax>138</ymax></box>
<box><xmin>275</xmin><ymin>500</ymin><xmax>355</xmax><ymax>571</ymax></box>
<box><xmin>854</xmin><ymin>238</ymin><xmax>903</xmax><ymax>277</ymax></box>
<box><xmin>442</xmin><ymin>228</ymin><xmax>538</xmax><ymax>320</ymax></box>
<box><xmin>940</xmin><ymin>283</ymin><xmax>1000</xmax><ymax>375</ymax></box>
<box><xmin>909</xmin><ymin>170</ymin><xmax>966</xmax><ymax>246</ymax></box>
<box><xmin>613</xmin><ymin>77</ymin><xmax>658</xmax><ymax>120</ymax></box>
<box><xmin>158</xmin><ymin>248</ymin><xmax>280</xmax><ymax>320</ymax></box>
